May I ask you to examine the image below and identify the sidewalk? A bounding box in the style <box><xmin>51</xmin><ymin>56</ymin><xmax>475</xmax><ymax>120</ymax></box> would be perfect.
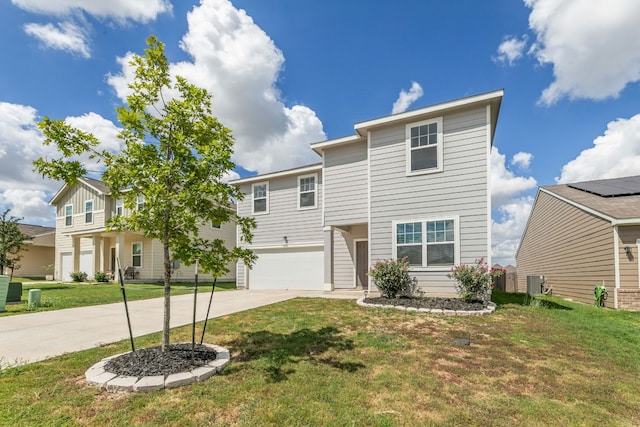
<box><xmin>0</xmin><ymin>289</ymin><xmax>361</xmax><ymax>367</ymax></box>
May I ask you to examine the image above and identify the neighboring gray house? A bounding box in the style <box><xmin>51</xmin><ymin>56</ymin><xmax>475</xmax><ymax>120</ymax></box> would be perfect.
<box><xmin>517</xmin><ymin>175</ymin><xmax>640</xmax><ymax>310</ymax></box>
<box><xmin>232</xmin><ymin>90</ymin><xmax>503</xmax><ymax>295</ymax></box>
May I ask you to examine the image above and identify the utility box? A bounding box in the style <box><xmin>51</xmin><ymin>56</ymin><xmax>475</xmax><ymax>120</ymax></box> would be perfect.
<box><xmin>28</xmin><ymin>289</ymin><xmax>41</xmax><ymax>308</ymax></box>
<box><xmin>527</xmin><ymin>275</ymin><xmax>547</xmax><ymax>296</ymax></box>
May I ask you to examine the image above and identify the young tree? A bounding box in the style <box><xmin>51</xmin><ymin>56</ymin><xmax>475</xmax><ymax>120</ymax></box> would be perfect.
<box><xmin>0</xmin><ymin>209</ymin><xmax>30</xmax><ymax>279</ymax></box>
<box><xmin>34</xmin><ymin>35</ymin><xmax>256</xmax><ymax>351</ymax></box>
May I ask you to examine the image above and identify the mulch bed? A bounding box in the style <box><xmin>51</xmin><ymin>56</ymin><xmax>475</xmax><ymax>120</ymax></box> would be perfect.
<box><xmin>104</xmin><ymin>343</ymin><xmax>217</xmax><ymax>377</ymax></box>
<box><xmin>364</xmin><ymin>296</ymin><xmax>489</xmax><ymax>311</ymax></box>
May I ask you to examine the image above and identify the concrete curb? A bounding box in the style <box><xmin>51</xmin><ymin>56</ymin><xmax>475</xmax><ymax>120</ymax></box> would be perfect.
<box><xmin>86</xmin><ymin>343</ymin><xmax>230</xmax><ymax>393</ymax></box>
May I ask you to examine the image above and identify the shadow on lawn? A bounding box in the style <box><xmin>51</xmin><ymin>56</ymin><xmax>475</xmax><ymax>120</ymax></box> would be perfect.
<box><xmin>228</xmin><ymin>326</ymin><xmax>365</xmax><ymax>382</ymax></box>
<box><xmin>492</xmin><ymin>291</ymin><xmax>572</xmax><ymax>310</ymax></box>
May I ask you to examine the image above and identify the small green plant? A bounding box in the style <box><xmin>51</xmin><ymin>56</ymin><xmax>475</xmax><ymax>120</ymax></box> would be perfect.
<box><xmin>368</xmin><ymin>258</ymin><xmax>413</xmax><ymax>298</ymax></box>
<box><xmin>70</xmin><ymin>271</ymin><xmax>88</xmax><ymax>282</ymax></box>
<box><xmin>94</xmin><ymin>271</ymin><xmax>109</xmax><ymax>283</ymax></box>
<box><xmin>447</xmin><ymin>257</ymin><xmax>503</xmax><ymax>303</ymax></box>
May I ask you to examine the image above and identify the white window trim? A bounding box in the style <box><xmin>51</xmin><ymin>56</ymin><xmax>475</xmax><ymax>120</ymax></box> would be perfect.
<box><xmin>297</xmin><ymin>173</ymin><xmax>318</xmax><ymax>210</ymax></box>
<box><xmin>132</xmin><ymin>242</ymin><xmax>143</xmax><ymax>268</ymax></box>
<box><xmin>84</xmin><ymin>199</ymin><xmax>94</xmax><ymax>224</ymax></box>
<box><xmin>136</xmin><ymin>195</ymin><xmax>145</xmax><ymax>211</ymax></box>
<box><xmin>405</xmin><ymin>117</ymin><xmax>444</xmax><ymax>176</ymax></box>
<box><xmin>392</xmin><ymin>216</ymin><xmax>460</xmax><ymax>271</ymax></box>
<box><xmin>115</xmin><ymin>198</ymin><xmax>124</xmax><ymax>216</ymax></box>
<box><xmin>252</xmin><ymin>182</ymin><xmax>269</xmax><ymax>215</ymax></box>
<box><xmin>64</xmin><ymin>204</ymin><xmax>73</xmax><ymax>227</ymax></box>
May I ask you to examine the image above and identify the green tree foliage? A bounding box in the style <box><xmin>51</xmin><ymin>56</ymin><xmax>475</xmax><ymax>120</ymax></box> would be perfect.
<box><xmin>34</xmin><ymin>35</ymin><xmax>256</xmax><ymax>350</ymax></box>
<box><xmin>0</xmin><ymin>209</ymin><xmax>30</xmax><ymax>279</ymax></box>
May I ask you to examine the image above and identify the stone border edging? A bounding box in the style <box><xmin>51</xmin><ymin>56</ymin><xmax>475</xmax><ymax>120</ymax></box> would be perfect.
<box><xmin>357</xmin><ymin>297</ymin><xmax>496</xmax><ymax>316</ymax></box>
<box><xmin>85</xmin><ymin>343</ymin><xmax>230</xmax><ymax>393</ymax></box>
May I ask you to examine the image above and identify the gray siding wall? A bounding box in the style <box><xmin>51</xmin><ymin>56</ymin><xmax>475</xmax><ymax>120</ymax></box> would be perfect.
<box><xmin>236</xmin><ymin>173</ymin><xmax>324</xmax><ymax>247</ymax></box>
<box><xmin>323</xmin><ymin>141</ymin><xmax>368</xmax><ymax>226</ymax></box>
<box><xmin>516</xmin><ymin>190</ymin><xmax>615</xmax><ymax>305</ymax></box>
<box><xmin>333</xmin><ymin>224</ymin><xmax>367</xmax><ymax>289</ymax></box>
<box><xmin>369</xmin><ymin>106</ymin><xmax>490</xmax><ymax>295</ymax></box>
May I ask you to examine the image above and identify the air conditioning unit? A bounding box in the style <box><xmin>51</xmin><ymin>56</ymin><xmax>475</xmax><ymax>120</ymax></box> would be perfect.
<box><xmin>527</xmin><ymin>275</ymin><xmax>547</xmax><ymax>296</ymax></box>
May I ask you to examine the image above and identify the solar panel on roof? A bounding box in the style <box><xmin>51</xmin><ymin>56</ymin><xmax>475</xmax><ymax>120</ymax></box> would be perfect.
<box><xmin>568</xmin><ymin>175</ymin><xmax>640</xmax><ymax>197</ymax></box>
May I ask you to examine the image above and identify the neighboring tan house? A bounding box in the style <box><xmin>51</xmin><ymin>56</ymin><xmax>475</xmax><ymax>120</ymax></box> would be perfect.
<box><xmin>516</xmin><ymin>175</ymin><xmax>640</xmax><ymax>310</ymax></box>
<box><xmin>232</xmin><ymin>90</ymin><xmax>503</xmax><ymax>294</ymax></box>
<box><xmin>49</xmin><ymin>177</ymin><xmax>236</xmax><ymax>282</ymax></box>
<box><xmin>1</xmin><ymin>224</ymin><xmax>55</xmax><ymax>278</ymax></box>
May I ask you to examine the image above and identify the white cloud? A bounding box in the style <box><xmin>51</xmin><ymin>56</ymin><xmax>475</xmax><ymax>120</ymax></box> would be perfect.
<box><xmin>556</xmin><ymin>113</ymin><xmax>640</xmax><ymax>183</ymax></box>
<box><xmin>0</xmin><ymin>101</ymin><xmax>124</xmax><ymax>224</ymax></box>
<box><xmin>491</xmin><ymin>147</ymin><xmax>537</xmax><ymax>206</ymax></box>
<box><xmin>23</xmin><ymin>21</ymin><xmax>90</xmax><ymax>58</ymax></box>
<box><xmin>391</xmin><ymin>82</ymin><xmax>424</xmax><ymax>114</ymax></box>
<box><xmin>108</xmin><ymin>0</ymin><xmax>325</xmax><ymax>174</ymax></box>
<box><xmin>493</xmin><ymin>35</ymin><xmax>528</xmax><ymax>66</ymax></box>
<box><xmin>524</xmin><ymin>0</ymin><xmax>640</xmax><ymax>105</ymax></box>
<box><xmin>511</xmin><ymin>152</ymin><xmax>533</xmax><ymax>169</ymax></box>
<box><xmin>492</xmin><ymin>196</ymin><xmax>535</xmax><ymax>266</ymax></box>
<box><xmin>490</xmin><ymin>147</ymin><xmax>538</xmax><ymax>266</ymax></box>
<box><xmin>11</xmin><ymin>0</ymin><xmax>172</xmax><ymax>23</ymax></box>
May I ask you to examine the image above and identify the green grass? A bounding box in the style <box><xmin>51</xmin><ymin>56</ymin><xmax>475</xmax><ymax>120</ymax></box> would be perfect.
<box><xmin>0</xmin><ymin>281</ymin><xmax>236</xmax><ymax>317</ymax></box>
<box><xmin>1</xmin><ymin>291</ymin><xmax>639</xmax><ymax>426</ymax></box>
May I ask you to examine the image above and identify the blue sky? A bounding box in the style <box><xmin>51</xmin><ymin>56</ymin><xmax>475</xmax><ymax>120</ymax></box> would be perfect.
<box><xmin>1</xmin><ymin>0</ymin><xmax>639</xmax><ymax>266</ymax></box>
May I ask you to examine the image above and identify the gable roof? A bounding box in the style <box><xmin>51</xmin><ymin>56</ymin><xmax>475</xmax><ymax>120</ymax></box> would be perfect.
<box><xmin>541</xmin><ymin>175</ymin><xmax>640</xmax><ymax>224</ymax></box>
<box><xmin>230</xmin><ymin>163</ymin><xmax>322</xmax><ymax>185</ymax></box>
<box><xmin>49</xmin><ymin>177</ymin><xmax>109</xmax><ymax>205</ymax></box>
<box><xmin>18</xmin><ymin>223</ymin><xmax>55</xmax><ymax>238</ymax></box>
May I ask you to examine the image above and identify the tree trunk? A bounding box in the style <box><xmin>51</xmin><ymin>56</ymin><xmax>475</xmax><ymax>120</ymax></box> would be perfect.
<box><xmin>162</xmin><ymin>236</ymin><xmax>171</xmax><ymax>352</ymax></box>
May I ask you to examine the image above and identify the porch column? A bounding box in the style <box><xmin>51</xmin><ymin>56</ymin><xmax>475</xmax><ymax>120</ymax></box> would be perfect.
<box><xmin>323</xmin><ymin>226</ymin><xmax>334</xmax><ymax>291</ymax></box>
<box><xmin>93</xmin><ymin>235</ymin><xmax>104</xmax><ymax>276</ymax></box>
<box><xmin>115</xmin><ymin>232</ymin><xmax>125</xmax><ymax>272</ymax></box>
<box><xmin>72</xmin><ymin>237</ymin><xmax>80</xmax><ymax>273</ymax></box>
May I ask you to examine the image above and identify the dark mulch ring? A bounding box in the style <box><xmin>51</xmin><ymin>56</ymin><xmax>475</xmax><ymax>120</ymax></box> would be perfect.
<box><xmin>104</xmin><ymin>343</ymin><xmax>217</xmax><ymax>377</ymax></box>
<box><xmin>364</xmin><ymin>296</ymin><xmax>489</xmax><ymax>311</ymax></box>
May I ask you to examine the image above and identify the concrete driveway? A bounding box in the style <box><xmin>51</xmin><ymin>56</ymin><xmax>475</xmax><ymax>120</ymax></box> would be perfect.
<box><xmin>0</xmin><ymin>289</ymin><xmax>361</xmax><ymax>367</ymax></box>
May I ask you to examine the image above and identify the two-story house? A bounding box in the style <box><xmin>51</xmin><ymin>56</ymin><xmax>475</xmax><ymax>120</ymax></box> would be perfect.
<box><xmin>49</xmin><ymin>177</ymin><xmax>236</xmax><ymax>282</ymax></box>
<box><xmin>232</xmin><ymin>90</ymin><xmax>503</xmax><ymax>294</ymax></box>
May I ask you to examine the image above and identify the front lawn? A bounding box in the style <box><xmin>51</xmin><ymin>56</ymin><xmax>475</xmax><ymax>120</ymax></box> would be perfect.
<box><xmin>0</xmin><ymin>292</ymin><xmax>638</xmax><ymax>426</ymax></box>
<box><xmin>0</xmin><ymin>281</ymin><xmax>236</xmax><ymax>317</ymax></box>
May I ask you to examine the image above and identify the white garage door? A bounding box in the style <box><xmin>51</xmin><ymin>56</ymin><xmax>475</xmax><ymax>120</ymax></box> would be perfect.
<box><xmin>249</xmin><ymin>247</ymin><xmax>324</xmax><ymax>290</ymax></box>
<box><xmin>61</xmin><ymin>252</ymin><xmax>72</xmax><ymax>282</ymax></box>
<box><xmin>79</xmin><ymin>251</ymin><xmax>94</xmax><ymax>279</ymax></box>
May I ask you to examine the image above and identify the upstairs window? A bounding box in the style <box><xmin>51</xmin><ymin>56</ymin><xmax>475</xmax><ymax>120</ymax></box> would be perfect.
<box><xmin>211</xmin><ymin>220</ymin><xmax>221</xmax><ymax>229</ymax></box>
<box><xmin>115</xmin><ymin>199</ymin><xmax>124</xmax><ymax>216</ymax></box>
<box><xmin>252</xmin><ymin>182</ymin><xmax>268</xmax><ymax>214</ymax></box>
<box><xmin>394</xmin><ymin>217</ymin><xmax>457</xmax><ymax>269</ymax></box>
<box><xmin>406</xmin><ymin>117</ymin><xmax>443</xmax><ymax>175</ymax></box>
<box><xmin>84</xmin><ymin>200</ymin><xmax>93</xmax><ymax>224</ymax></box>
<box><xmin>64</xmin><ymin>204</ymin><xmax>73</xmax><ymax>227</ymax></box>
<box><xmin>136</xmin><ymin>195</ymin><xmax>145</xmax><ymax>211</ymax></box>
<box><xmin>298</xmin><ymin>174</ymin><xmax>317</xmax><ymax>209</ymax></box>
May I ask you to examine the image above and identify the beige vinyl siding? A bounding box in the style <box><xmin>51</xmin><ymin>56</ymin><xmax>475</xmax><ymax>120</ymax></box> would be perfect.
<box><xmin>369</xmin><ymin>106</ymin><xmax>489</xmax><ymax>295</ymax></box>
<box><xmin>237</xmin><ymin>174</ymin><xmax>323</xmax><ymax>247</ymax></box>
<box><xmin>55</xmin><ymin>181</ymin><xmax>106</xmax><ymax>232</ymax></box>
<box><xmin>618</xmin><ymin>226</ymin><xmax>640</xmax><ymax>289</ymax></box>
<box><xmin>516</xmin><ymin>190</ymin><xmax>615</xmax><ymax>305</ymax></box>
<box><xmin>12</xmin><ymin>245</ymin><xmax>54</xmax><ymax>277</ymax></box>
<box><xmin>323</xmin><ymin>141</ymin><xmax>368</xmax><ymax>226</ymax></box>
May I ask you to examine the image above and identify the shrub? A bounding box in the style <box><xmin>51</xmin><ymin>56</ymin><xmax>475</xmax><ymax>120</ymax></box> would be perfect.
<box><xmin>368</xmin><ymin>258</ymin><xmax>414</xmax><ymax>298</ymax></box>
<box><xmin>70</xmin><ymin>271</ymin><xmax>88</xmax><ymax>282</ymax></box>
<box><xmin>94</xmin><ymin>271</ymin><xmax>109</xmax><ymax>283</ymax></box>
<box><xmin>447</xmin><ymin>258</ymin><xmax>503</xmax><ymax>302</ymax></box>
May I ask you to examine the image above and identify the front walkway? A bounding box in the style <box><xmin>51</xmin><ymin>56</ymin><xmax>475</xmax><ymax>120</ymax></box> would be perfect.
<box><xmin>0</xmin><ymin>289</ymin><xmax>362</xmax><ymax>367</ymax></box>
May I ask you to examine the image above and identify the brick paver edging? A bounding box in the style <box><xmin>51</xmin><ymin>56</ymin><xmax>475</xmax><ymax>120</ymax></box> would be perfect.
<box><xmin>85</xmin><ymin>343</ymin><xmax>230</xmax><ymax>393</ymax></box>
<box><xmin>356</xmin><ymin>297</ymin><xmax>497</xmax><ymax>316</ymax></box>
